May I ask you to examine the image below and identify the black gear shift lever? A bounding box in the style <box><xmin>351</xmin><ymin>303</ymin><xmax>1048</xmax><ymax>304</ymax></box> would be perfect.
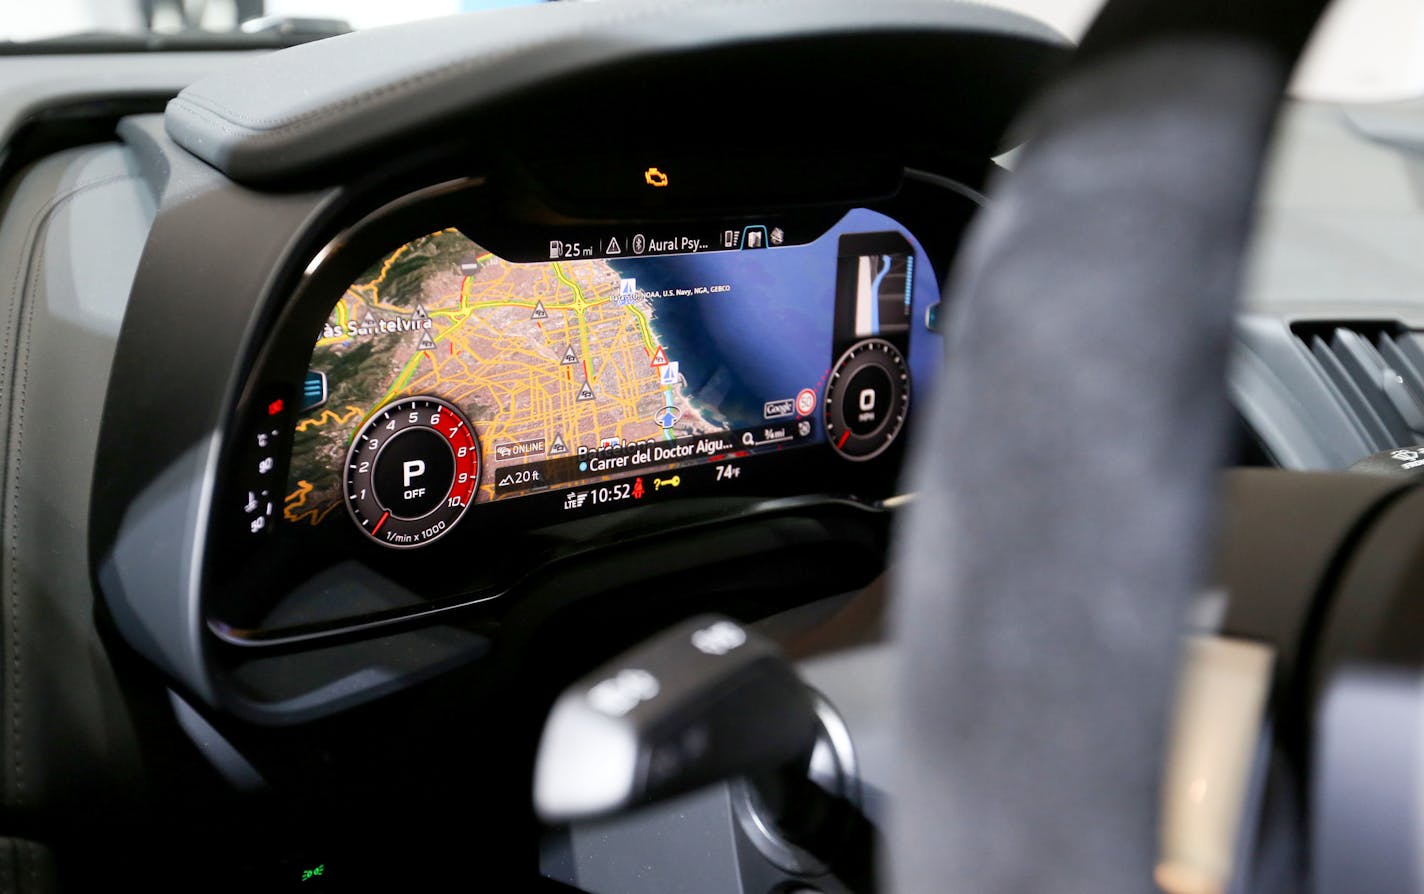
<box><xmin>533</xmin><ymin>615</ymin><xmax>872</xmax><ymax>883</ymax></box>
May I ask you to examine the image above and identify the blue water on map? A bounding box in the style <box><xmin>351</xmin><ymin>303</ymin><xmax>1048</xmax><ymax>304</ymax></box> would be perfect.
<box><xmin>608</xmin><ymin>208</ymin><xmax>941</xmax><ymax>441</ymax></box>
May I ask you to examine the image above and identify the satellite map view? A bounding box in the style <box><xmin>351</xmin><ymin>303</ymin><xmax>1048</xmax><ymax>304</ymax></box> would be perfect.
<box><xmin>284</xmin><ymin>209</ymin><xmax>937</xmax><ymax>529</ymax></box>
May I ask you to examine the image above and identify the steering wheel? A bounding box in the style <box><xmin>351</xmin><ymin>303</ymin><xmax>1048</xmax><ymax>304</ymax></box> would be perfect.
<box><xmin>890</xmin><ymin>2</ymin><xmax>1335</xmax><ymax>892</ymax></box>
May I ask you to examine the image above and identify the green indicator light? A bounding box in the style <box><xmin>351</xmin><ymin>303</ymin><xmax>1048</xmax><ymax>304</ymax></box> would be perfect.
<box><xmin>300</xmin><ymin>864</ymin><xmax>325</xmax><ymax>882</ymax></box>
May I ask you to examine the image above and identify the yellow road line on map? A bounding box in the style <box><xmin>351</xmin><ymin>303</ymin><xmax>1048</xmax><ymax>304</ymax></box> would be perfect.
<box><xmin>295</xmin><ymin>404</ymin><xmax>363</xmax><ymax>433</ymax></box>
<box><xmin>552</xmin><ymin>262</ymin><xmax>594</xmax><ymax>385</ymax></box>
<box><xmin>367</xmin><ymin>352</ymin><xmax>424</xmax><ymax>419</ymax></box>
<box><xmin>283</xmin><ymin>480</ymin><xmax>343</xmax><ymax>526</ymax></box>
<box><xmin>285</xmin><ymin>480</ymin><xmax>311</xmax><ymax>508</ymax></box>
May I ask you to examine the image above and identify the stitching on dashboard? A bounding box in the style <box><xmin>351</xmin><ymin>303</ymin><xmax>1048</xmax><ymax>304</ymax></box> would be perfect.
<box><xmin>1</xmin><ymin>173</ymin><xmax>135</xmax><ymax>808</ymax></box>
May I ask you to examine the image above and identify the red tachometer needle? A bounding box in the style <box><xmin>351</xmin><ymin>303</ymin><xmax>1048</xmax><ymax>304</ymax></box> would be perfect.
<box><xmin>371</xmin><ymin>510</ymin><xmax>390</xmax><ymax>535</ymax></box>
<box><xmin>837</xmin><ymin>430</ymin><xmax>851</xmax><ymax>449</ymax></box>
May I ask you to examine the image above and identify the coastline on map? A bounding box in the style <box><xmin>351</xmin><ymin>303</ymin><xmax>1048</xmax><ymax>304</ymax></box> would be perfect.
<box><xmin>608</xmin><ymin>256</ymin><xmax>744</xmax><ymax>432</ymax></box>
<box><xmin>627</xmin><ymin>295</ymin><xmax>727</xmax><ymax>438</ymax></box>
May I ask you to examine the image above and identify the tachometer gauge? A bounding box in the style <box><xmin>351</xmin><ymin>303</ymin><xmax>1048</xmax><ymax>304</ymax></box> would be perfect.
<box><xmin>344</xmin><ymin>396</ymin><xmax>479</xmax><ymax>548</ymax></box>
<box><xmin>824</xmin><ymin>338</ymin><xmax>909</xmax><ymax>461</ymax></box>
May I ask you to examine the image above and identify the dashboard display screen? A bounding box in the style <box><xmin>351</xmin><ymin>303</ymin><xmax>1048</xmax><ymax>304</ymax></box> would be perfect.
<box><xmin>285</xmin><ymin>208</ymin><xmax>940</xmax><ymax>547</ymax></box>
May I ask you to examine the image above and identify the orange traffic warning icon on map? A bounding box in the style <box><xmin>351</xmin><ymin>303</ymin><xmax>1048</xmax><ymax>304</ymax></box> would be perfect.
<box><xmin>650</xmin><ymin>346</ymin><xmax>669</xmax><ymax>367</ymax></box>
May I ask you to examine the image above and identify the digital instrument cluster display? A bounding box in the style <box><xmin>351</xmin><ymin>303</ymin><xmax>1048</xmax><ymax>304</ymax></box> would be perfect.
<box><xmin>284</xmin><ymin>208</ymin><xmax>941</xmax><ymax>548</ymax></box>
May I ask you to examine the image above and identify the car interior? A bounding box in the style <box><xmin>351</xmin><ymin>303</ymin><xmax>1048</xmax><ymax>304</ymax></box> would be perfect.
<box><xmin>2</xmin><ymin>0</ymin><xmax>1423</xmax><ymax>891</ymax></box>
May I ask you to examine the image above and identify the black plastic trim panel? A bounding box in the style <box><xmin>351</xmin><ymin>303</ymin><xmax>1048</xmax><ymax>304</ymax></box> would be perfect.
<box><xmin>163</xmin><ymin>0</ymin><xmax>1069</xmax><ymax>186</ymax></box>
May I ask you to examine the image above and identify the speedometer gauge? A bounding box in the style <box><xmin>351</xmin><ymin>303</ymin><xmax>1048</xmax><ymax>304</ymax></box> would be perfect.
<box><xmin>344</xmin><ymin>397</ymin><xmax>479</xmax><ymax>548</ymax></box>
<box><xmin>824</xmin><ymin>339</ymin><xmax>909</xmax><ymax>461</ymax></box>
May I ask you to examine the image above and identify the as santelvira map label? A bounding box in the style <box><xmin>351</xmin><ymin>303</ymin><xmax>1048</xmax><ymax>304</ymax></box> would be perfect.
<box><xmin>284</xmin><ymin>209</ymin><xmax>937</xmax><ymax>528</ymax></box>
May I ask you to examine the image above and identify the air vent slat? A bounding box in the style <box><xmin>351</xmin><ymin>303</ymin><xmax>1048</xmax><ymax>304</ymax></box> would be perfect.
<box><xmin>1287</xmin><ymin>321</ymin><xmax>1424</xmax><ymax>460</ymax></box>
<box><xmin>1385</xmin><ymin>332</ymin><xmax>1424</xmax><ymax>396</ymax></box>
<box><xmin>1310</xmin><ymin>335</ymin><xmax>1394</xmax><ymax>451</ymax></box>
<box><xmin>1375</xmin><ymin>334</ymin><xmax>1424</xmax><ymax>429</ymax></box>
<box><xmin>1328</xmin><ymin>328</ymin><xmax>1416</xmax><ymax>444</ymax></box>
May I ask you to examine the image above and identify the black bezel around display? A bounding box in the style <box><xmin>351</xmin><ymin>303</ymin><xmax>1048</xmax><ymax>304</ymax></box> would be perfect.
<box><xmin>206</xmin><ymin>171</ymin><xmax>979</xmax><ymax>653</ymax></box>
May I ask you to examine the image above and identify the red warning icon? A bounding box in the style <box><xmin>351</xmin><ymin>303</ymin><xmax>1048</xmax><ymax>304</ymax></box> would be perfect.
<box><xmin>632</xmin><ymin>477</ymin><xmax>645</xmax><ymax>499</ymax></box>
<box><xmin>650</xmin><ymin>346</ymin><xmax>669</xmax><ymax>368</ymax></box>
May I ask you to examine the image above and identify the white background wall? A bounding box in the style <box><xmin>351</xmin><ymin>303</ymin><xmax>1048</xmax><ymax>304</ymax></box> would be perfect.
<box><xmin>995</xmin><ymin>0</ymin><xmax>1424</xmax><ymax>102</ymax></box>
<box><xmin>4</xmin><ymin>0</ymin><xmax>1424</xmax><ymax>102</ymax></box>
<box><xmin>0</xmin><ymin>0</ymin><xmax>533</xmax><ymax>40</ymax></box>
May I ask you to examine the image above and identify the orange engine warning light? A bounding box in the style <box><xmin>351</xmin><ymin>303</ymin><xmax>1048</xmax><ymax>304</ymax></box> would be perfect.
<box><xmin>643</xmin><ymin>167</ymin><xmax>669</xmax><ymax>188</ymax></box>
<box><xmin>632</xmin><ymin>477</ymin><xmax>645</xmax><ymax>499</ymax></box>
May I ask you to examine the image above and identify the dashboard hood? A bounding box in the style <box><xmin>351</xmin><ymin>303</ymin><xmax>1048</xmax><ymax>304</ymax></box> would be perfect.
<box><xmin>163</xmin><ymin>0</ymin><xmax>1068</xmax><ymax>186</ymax></box>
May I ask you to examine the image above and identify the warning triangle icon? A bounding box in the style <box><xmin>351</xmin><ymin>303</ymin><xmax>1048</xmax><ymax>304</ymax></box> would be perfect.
<box><xmin>576</xmin><ymin>381</ymin><xmax>595</xmax><ymax>402</ymax></box>
<box><xmin>549</xmin><ymin>433</ymin><xmax>568</xmax><ymax>455</ymax></box>
<box><xmin>605</xmin><ymin>236</ymin><xmax>621</xmax><ymax>255</ymax></box>
<box><xmin>531</xmin><ymin>300</ymin><xmax>548</xmax><ymax>320</ymax></box>
<box><xmin>413</xmin><ymin>302</ymin><xmax>430</xmax><ymax>321</ymax></box>
<box><xmin>649</xmin><ymin>346</ymin><xmax>669</xmax><ymax>368</ymax></box>
<box><xmin>561</xmin><ymin>345</ymin><xmax>579</xmax><ymax>365</ymax></box>
<box><xmin>417</xmin><ymin>332</ymin><xmax>437</xmax><ymax>352</ymax></box>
